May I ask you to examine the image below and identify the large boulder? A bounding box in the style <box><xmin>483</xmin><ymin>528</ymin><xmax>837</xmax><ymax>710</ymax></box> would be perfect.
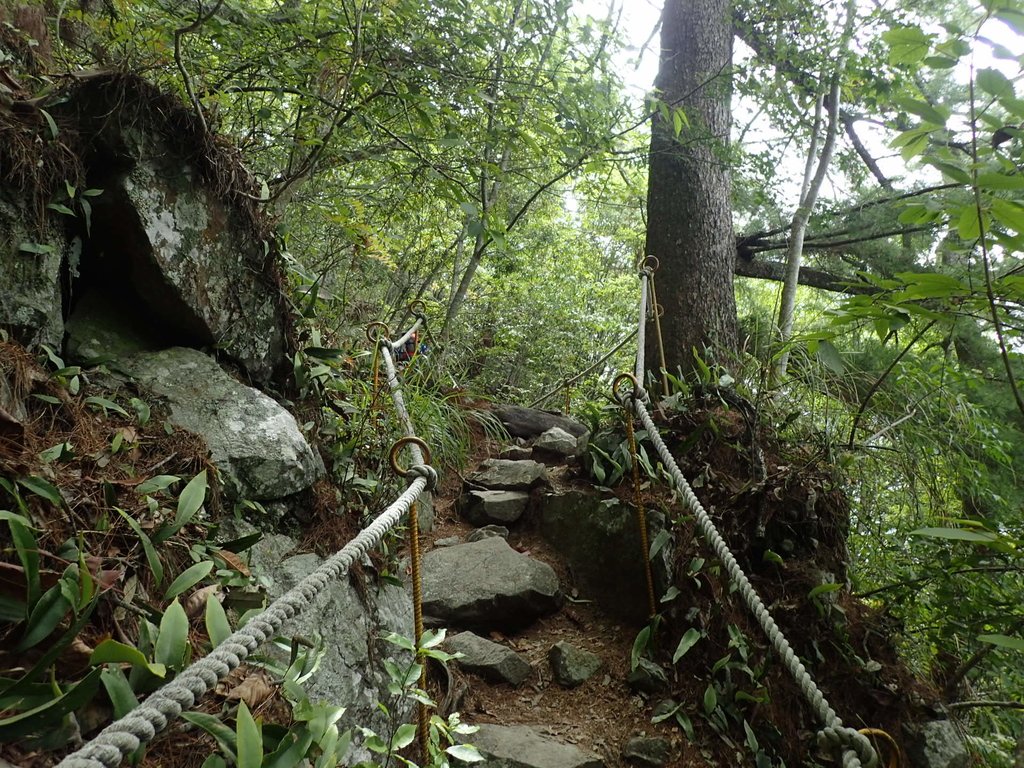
<box><xmin>115</xmin><ymin>347</ymin><xmax>323</xmax><ymax>499</ymax></box>
<box><xmin>0</xmin><ymin>190</ymin><xmax>66</xmax><ymax>348</ymax></box>
<box><xmin>244</xmin><ymin>530</ymin><xmax>413</xmax><ymax>763</ymax></box>
<box><xmin>904</xmin><ymin>720</ymin><xmax>968</xmax><ymax>768</ymax></box>
<box><xmin>83</xmin><ymin>125</ymin><xmax>287</xmax><ymax>383</ymax></box>
<box><xmin>539</xmin><ymin>489</ymin><xmax>669</xmax><ymax>624</ymax></box>
<box><xmin>467</xmin><ymin>724</ymin><xmax>604</xmax><ymax>768</ymax></box>
<box><xmin>421</xmin><ymin>537</ymin><xmax>561</xmax><ymax>630</ymax></box>
<box><xmin>492</xmin><ymin>404</ymin><xmax>589</xmax><ymax>440</ymax></box>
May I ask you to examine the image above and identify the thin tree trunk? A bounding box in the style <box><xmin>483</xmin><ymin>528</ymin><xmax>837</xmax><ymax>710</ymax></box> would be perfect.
<box><xmin>774</xmin><ymin>0</ymin><xmax>855</xmax><ymax>378</ymax></box>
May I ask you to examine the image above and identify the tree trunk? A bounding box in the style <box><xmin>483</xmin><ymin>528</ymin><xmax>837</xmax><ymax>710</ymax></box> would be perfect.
<box><xmin>644</xmin><ymin>0</ymin><xmax>738</xmax><ymax>381</ymax></box>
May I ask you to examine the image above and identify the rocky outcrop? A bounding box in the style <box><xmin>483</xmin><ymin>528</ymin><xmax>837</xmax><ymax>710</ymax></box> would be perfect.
<box><xmin>904</xmin><ymin>720</ymin><xmax>968</xmax><ymax>768</ymax></box>
<box><xmin>0</xmin><ymin>190</ymin><xmax>66</xmax><ymax>348</ymax></box>
<box><xmin>468</xmin><ymin>724</ymin><xmax>604</xmax><ymax>768</ymax></box>
<box><xmin>540</xmin><ymin>489</ymin><xmax>669</xmax><ymax>624</ymax></box>
<box><xmin>492</xmin><ymin>404</ymin><xmax>589</xmax><ymax>440</ymax></box>
<box><xmin>242</xmin><ymin>528</ymin><xmax>413</xmax><ymax>761</ymax></box>
<box><xmin>460</xmin><ymin>490</ymin><xmax>530</xmax><ymax>525</ymax></box>
<box><xmin>421</xmin><ymin>537</ymin><xmax>561</xmax><ymax>630</ymax></box>
<box><xmin>115</xmin><ymin>347</ymin><xmax>323</xmax><ymax>500</ymax></box>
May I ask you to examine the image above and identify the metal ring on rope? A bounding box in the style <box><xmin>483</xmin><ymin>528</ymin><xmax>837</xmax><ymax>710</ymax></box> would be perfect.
<box><xmin>858</xmin><ymin>728</ymin><xmax>901</xmax><ymax>768</ymax></box>
<box><xmin>612</xmin><ymin>371</ymin><xmax>650</xmax><ymax>406</ymax></box>
<box><xmin>389</xmin><ymin>436</ymin><xmax>439</xmax><ymax>490</ymax></box>
<box><xmin>366</xmin><ymin>321</ymin><xmax>391</xmax><ymax>344</ymax></box>
<box><xmin>408</xmin><ymin>299</ymin><xmax>427</xmax><ymax>319</ymax></box>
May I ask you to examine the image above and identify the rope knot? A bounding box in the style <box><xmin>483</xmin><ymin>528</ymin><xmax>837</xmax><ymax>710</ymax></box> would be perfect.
<box><xmin>817</xmin><ymin>726</ymin><xmax>879</xmax><ymax>768</ymax></box>
<box><xmin>406</xmin><ymin>463</ymin><xmax>439</xmax><ymax>491</ymax></box>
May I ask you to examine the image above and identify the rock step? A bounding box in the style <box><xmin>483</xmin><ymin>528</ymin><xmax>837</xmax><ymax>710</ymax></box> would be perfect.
<box><xmin>466</xmin><ymin>724</ymin><xmax>604</xmax><ymax>768</ymax></box>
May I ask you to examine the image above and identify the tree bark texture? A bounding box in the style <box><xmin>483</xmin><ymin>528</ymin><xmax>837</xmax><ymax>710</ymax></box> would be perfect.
<box><xmin>644</xmin><ymin>0</ymin><xmax>738</xmax><ymax>380</ymax></box>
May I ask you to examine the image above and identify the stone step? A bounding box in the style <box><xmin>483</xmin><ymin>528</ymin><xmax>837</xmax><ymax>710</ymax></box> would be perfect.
<box><xmin>466</xmin><ymin>724</ymin><xmax>604</xmax><ymax>768</ymax></box>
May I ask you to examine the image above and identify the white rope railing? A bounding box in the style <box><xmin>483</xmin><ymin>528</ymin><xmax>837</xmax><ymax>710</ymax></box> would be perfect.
<box><xmin>59</xmin><ymin>316</ymin><xmax>437</xmax><ymax>768</ymax></box>
<box><xmin>622</xmin><ymin>261</ymin><xmax>878</xmax><ymax>768</ymax></box>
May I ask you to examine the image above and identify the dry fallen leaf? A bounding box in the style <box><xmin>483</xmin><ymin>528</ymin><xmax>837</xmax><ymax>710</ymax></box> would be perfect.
<box><xmin>213</xmin><ymin>549</ymin><xmax>250</xmax><ymax>576</ymax></box>
<box><xmin>183</xmin><ymin>584</ymin><xmax>221</xmax><ymax>618</ymax></box>
<box><xmin>224</xmin><ymin>670</ymin><xmax>276</xmax><ymax>709</ymax></box>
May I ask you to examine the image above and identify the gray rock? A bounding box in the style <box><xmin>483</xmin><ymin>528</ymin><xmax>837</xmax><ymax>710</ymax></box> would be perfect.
<box><xmin>627</xmin><ymin>659</ymin><xmax>669</xmax><ymax>695</ymax></box>
<box><xmin>446</xmin><ymin>632</ymin><xmax>533</xmax><ymax>686</ymax></box>
<box><xmin>417</xmin><ymin>491</ymin><xmax>435</xmax><ymax>533</ymax></box>
<box><xmin>468</xmin><ymin>459</ymin><xmax>548</xmax><ymax>491</ymax></box>
<box><xmin>115</xmin><ymin>347</ymin><xmax>323</xmax><ymax>499</ymax></box>
<box><xmin>421</xmin><ymin>537</ymin><xmax>561</xmax><ymax>630</ymax></box>
<box><xmin>467</xmin><ymin>724</ymin><xmax>604</xmax><ymax>768</ymax></box>
<box><xmin>90</xmin><ymin>129</ymin><xmax>287</xmax><ymax>383</ymax></box>
<box><xmin>0</xmin><ymin>190</ymin><xmax>66</xmax><ymax>348</ymax></box>
<box><xmin>622</xmin><ymin>736</ymin><xmax>672</xmax><ymax>767</ymax></box>
<box><xmin>904</xmin><ymin>720</ymin><xmax>968</xmax><ymax>768</ymax></box>
<box><xmin>435</xmin><ymin>536</ymin><xmax>462</xmax><ymax>547</ymax></box>
<box><xmin>65</xmin><ymin>291</ymin><xmax>161</xmax><ymax>363</ymax></box>
<box><xmin>540</xmin><ymin>490</ymin><xmax>669</xmax><ymax>623</ymax></box>
<box><xmin>549</xmin><ymin>641</ymin><xmax>602</xmax><ymax>687</ymax></box>
<box><xmin>467</xmin><ymin>525</ymin><xmax>510</xmax><ymax>543</ymax></box>
<box><xmin>460</xmin><ymin>489</ymin><xmax>530</xmax><ymax>526</ymax></box>
<box><xmin>492</xmin><ymin>404</ymin><xmax>589</xmax><ymax>440</ymax></box>
<box><xmin>500</xmin><ymin>445</ymin><xmax>534</xmax><ymax>461</ymax></box>
<box><xmin>533</xmin><ymin>427</ymin><xmax>581</xmax><ymax>457</ymax></box>
<box><xmin>246</xmin><ymin>532</ymin><xmax>413</xmax><ymax>761</ymax></box>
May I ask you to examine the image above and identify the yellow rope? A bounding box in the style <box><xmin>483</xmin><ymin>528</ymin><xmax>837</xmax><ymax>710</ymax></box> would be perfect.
<box><xmin>648</xmin><ymin>272</ymin><xmax>669</xmax><ymax>399</ymax></box>
<box><xmin>615</xmin><ymin>375</ymin><xmax>658</xmax><ymax>619</ymax></box>
<box><xmin>409</xmin><ymin>499</ymin><xmax>428</xmax><ymax>758</ymax></box>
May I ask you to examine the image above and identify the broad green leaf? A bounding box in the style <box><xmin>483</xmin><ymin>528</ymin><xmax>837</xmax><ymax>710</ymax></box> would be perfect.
<box><xmin>808</xmin><ymin>582</ymin><xmax>843</xmax><ymax>599</ymax></box>
<box><xmin>174</xmin><ymin>471</ymin><xmax>208</xmax><ymax>530</ymax></box>
<box><xmin>163</xmin><ymin>561</ymin><xmax>214</xmax><ymax>601</ymax></box>
<box><xmin>447</xmin><ymin>744</ymin><xmax>485</xmax><ymax>762</ymax></box>
<box><xmin>136</xmin><ymin>475</ymin><xmax>180</xmax><ymax>495</ymax></box>
<box><xmin>115</xmin><ymin>508</ymin><xmax>163</xmax><ymax>585</ymax></box>
<box><xmin>894</xmin><ymin>95</ymin><xmax>948</xmax><ymax>126</ymax></box>
<box><xmin>630</xmin><ymin>625</ymin><xmax>651</xmax><ymax>671</ymax></box>
<box><xmin>390</xmin><ymin>722</ymin><xmax>417</xmax><ymax>750</ymax></box>
<box><xmin>7</xmin><ymin>515</ymin><xmax>39</xmax><ymax>606</ymax></box>
<box><xmin>90</xmin><ymin>639</ymin><xmax>167</xmax><ymax>678</ymax></box>
<box><xmin>703</xmin><ymin>684</ymin><xmax>718</xmax><ymax>714</ymax></box>
<box><xmin>17</xmin><ymin>585</ymin><xmax>71</xmax><ymax>651</ymax></box>
<box><xmin>17</xmin><ymin>476</ymin><xmax>63</xmax><ymax>506</ymax></box>
<box><xmin>978</xmin><ymin>634</ymin><xmax>1024</xmax><ymax>652</ymax></box>
<box><xmin>205</xmin><ymin>594</ymin><xmax>232</xmax><ymax>648</ymax></box>
<box><xmin>18</xmin><ymin>242</ymin><xmax>55</xmax><ymax>255</ymax></box>
<box><xmin>977</xmin><ymin>68</ymin><xmax>1014</xmax><ymax>99</ymax></box>
<box><xmin>911</xmin><ymin>527</ymin><xmax>1003</xmax><ymax>543</ymax></box>
<box><xmin>236</xmin><ymin>701</ymin><xmax>263</xmax><ymax>768</ymax></box>
<box><xmin>672</xmin><ymin>628</ymin><xmax>701</xmax><ymax>664</ymax></box>
<box><xmin>0</xmin><ymin>668</ymin><xmax>102</xmax><ymax>740</ymax></box>
<box><xmin>154</xmin><ymin>599</ymin><xmax>189</xmax><ymax>669</ymax></box>
<box><xmin>991</xmin><ymin>198</ymin><xmax>1024</xmax><ymax>234</ymax></box>
<box><xmin>882</xmin><ymin>26</ymin><xmax>932</xmax><ymax>66</ymax></box>
<box><xmin>183</xmin><ymin>712</ymin><xmax>237</xmax><ymax>760</ymax></box>
<box><xmin>815</xmin><ymin>340</ymin><xmax>844</xmax><ymax>374</ymax></box>
<box><xmin>84</xmin><ymin>396</ymin><xmax>129</xmax><ymax>417</ymax></box>
<box><xmin>649</xmin><ymin>529</ymin><xmax>671</xmax><ymax>559</ymax></box>
<box><xmin>100</xmin><ymin>667</ymin><xmax>139</xmax><ymax>718</ymax></box>
<box><xmin>976</xmin><ymin>172</ymin><xmax>1024</xmax><ymax>190</ymax></box>
<box><xmin>956</xmin><ymin>205</ymin><xmax>983</xmax><ymax>241</ymax></box>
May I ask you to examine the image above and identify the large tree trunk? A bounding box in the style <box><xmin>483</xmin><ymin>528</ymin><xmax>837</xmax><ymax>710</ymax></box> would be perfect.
<box><xmin>644</xmin><ymin>0</ymin><xmax>738</xmax><ymax>381</ymax></box>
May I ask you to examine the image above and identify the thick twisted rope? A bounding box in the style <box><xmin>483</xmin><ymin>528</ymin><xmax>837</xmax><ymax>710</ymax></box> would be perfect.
<box><xmin>628</xmin><ymin>265</ymin><xmax>877</xmax><ymax>768</ymax></box>
<box><xmin>57</xmin><ymin>476</ymin><xmax>429</xmax><ymax>768</ymax></box>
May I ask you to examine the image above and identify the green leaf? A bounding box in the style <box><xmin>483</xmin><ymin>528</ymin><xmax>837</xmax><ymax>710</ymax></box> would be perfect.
<box><xmin>17</xmin><ymin>585</ymin><xmax>71</xmax><ymax>651</ymax></box>
<box><xmin>164</xmin><ymin>561</ymin><xmax>213</xmax><ymax>601</ymax></box>
<box><xmin>390</xmin><ymin>722</ymin><xmax>417</xmax><ymax>750</ymax></box>
<box><xmin>0</xmin><ymin>667</ymin><xmax>102</xmax><ymax>740</ymax></box>
<box><xmin>976</xmin><ymin>172</ymin><xmax>1024</xmax><ymax>190</ymax></box>
<box><xmin>630</xmin><ymin>625</ymin><xmax>651</xmax><ymax>671</ymax></box>
<box><xmin>154</xmin><ymin>599</ymin><xmax>189</xmax><ymax>670</ymax></box>
<box><xmin>236</xmin><ymin>701</ymin><xmax>263</xmax><ymax>768</ymax></box>
<box><xmin>978</xmin><ymin>634</ymin><xmax>1024</xmax><ymax>652</ymax></box>
<box><xmin>18</xmin><ymin>476</ymin><xmax>63</xmax><ymax>505</ymax></box>
<box><xmin>808</xmin><ymin>582</ymin><xmax>843</xmax><ymax>599</ymax></box>
<box><xmin>115</xmin><ymin>508</ymin><xmax>164</xmax><ymax>586</ymax></box>
<box><xmin>84</xmin><ymin>396</ymin><xmax>129</xmax><ymax>417</ymax></box>
<box><xmin>183</xmin><ymin>712</ymin><xmax>237</xmax><ymax>760</ymax></box>
<box><xmin>893</xmin><ymin>95</ymin><xmax>948</xmax><ymax>126</ymax></box>
<box><xmin>977</xmin><ymin>68</ymin><xmax>1014</xmax><ymax>99</ymax></box>
<box><xmin>447</xmin><ymin>744</ymin><xmax>485</xmax><ymax>762</ymax></box>
<box><xmin>39</xmin><ymin>108</ymin><xmax>58</xmax><ymax>139</ymax></box>
<box><xmin>882</xmin><ymin>26</ymin><xmax>932</xmax><ymax>66</ymax></box>
<box><xmin>137</xmin><ymin>475</ymin><xmax>179</xmax><ymax>495</ymax></box>
<box><xmin>815</xmin><ymin>340</ymin><xmax>844</xmax><ymax>374</ymax></box>
<box><xmin>7</xmin><ymin>515</ymin><xmax>39</xmax><ymax>606</ymax></box>
<box><xmin>17</xmin><ymin>242</ymin><xmax>55</xmax><ymax>255</ymax></box>
<box><xmin>90</xmin><ymin>639</ymin><xmax>167</xmax><ymax>678</ymax></box>
<box><xmin>205</xmin><ymin>594</ymin><xmax>232</xmax><ymax>648</ymax></box>
<box><xmin>100</xmin><ymin>667</ymin><xmax>139</xmax><ymax>718</ymax></box>
<box><xmin>47</xmin><ymin>203</ymin><xmax>75</xmax><ymax>216</ymax></box>
<box><xmin>649</xmin><ymin>529</ymin><xmax>670</xmax><ymax>559</ymax></box>
<box><xmin>956</xmin><ymin>205</ymin><xmax>983</xmax><ymax>241</ymax></box>
<box><xmin>703</xmin><ymin>684</ymin><xmax>718</xmax><ymax>714</ymax></box>
<box><xmin>174</xmin><ymin>471</ymin><xmax>208</xmax><ymax>531</ymax></box>
<box><xmin>201</xmin><ymin>756</ymin><xmax>228</xmax><ymax>768</ymax></box>
<box><xmin>675</xmin><ymin>711</ymin><xmax>695</xmax><ymax>740</ymax></box>
<box><xmin>911</xmin><ymin>527</ymin><xmax>1002</xmax><ymax>542</ymax></box>
<box><xmin>991</xmin><ymin>198</ymin><xmax>1024</xmax><ymax>234</ymax></box>
<box><xmin>672</xmin><ymin>628</ymin><xmax>701</xmax><ymax>664</ymax></box>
